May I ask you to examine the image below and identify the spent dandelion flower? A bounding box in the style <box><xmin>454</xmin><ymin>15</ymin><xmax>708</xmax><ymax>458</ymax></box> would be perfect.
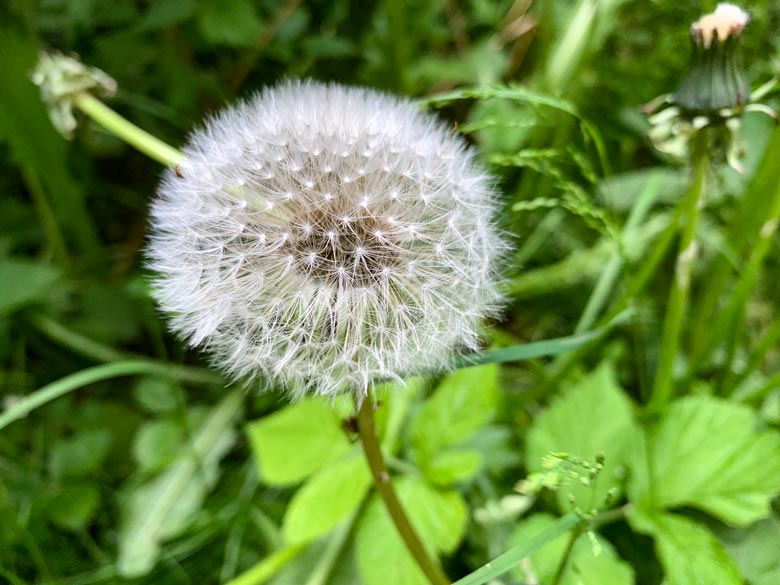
<box><xmin>147</xmin><ymin>80</ymin><xmax>508</xmax><ymax>399</ymax></box>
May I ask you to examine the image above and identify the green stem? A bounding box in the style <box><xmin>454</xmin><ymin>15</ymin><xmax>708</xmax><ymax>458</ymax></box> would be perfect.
<box><xmin>73</xmin><ymin>93</ymin><xmax>184</xmax><ymax>167</ymax></box>
<box><xmin>355</xmin><ymin>394</ymin><xmax>450</xmax><ymax>585</ymax></box>
<box><xmin>0</xmin><ymin>360</ymin><xmax>220</xmax><ymax>431</ymax></box>
<box><xmin>575</xmin><ymin>172</ymin><xmax>661</xmax><ymax>333</ymax></box>
<box><xmin>551</xmin><ymin>525</ymin><xmax>583</xmax><ymax>585</ymax></box>
<box><xmin>224</xmin><ymin>543</ymin><xmax>308</xmax><ymax>585</ymax></box>
<box><xmin>31</xmin><ymin>314</ymin><xmax>222</xmax><ymax>385</ymax></box>
<box><xmin>452</xmin><ymin>513</ymin><xmax>580</xmax><ymax>585</ymax></box>
<box><xmin>649</xmin><ymin>135</ymin><xmax>710</xmax><ymax>412</ymax></box>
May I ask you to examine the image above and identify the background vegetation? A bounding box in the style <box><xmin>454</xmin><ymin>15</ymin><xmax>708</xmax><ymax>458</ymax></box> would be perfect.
<box><xmin>1</xmin><ymin>1</ymin><xmax>780</xmax><ymax>584</ymax></box>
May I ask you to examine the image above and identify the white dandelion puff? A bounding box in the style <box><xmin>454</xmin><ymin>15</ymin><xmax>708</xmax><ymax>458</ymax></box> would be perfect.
<box><xmin>147</xmin><ymin>80</ymin><xmax>508</xmax><ymax>399</ymax></box>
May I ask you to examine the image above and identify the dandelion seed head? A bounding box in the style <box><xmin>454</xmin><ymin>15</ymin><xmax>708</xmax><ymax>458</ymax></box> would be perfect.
<box><xmin>148</xmin><ymin>80</ymin><xmax>508</xmax><ymax>398</ymax></box>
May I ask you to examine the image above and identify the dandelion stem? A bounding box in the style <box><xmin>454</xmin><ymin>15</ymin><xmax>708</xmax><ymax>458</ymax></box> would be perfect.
<box><xmin>73</xmin><ymin>92</ymin><xmax>184</xmax><ymax>167</ymax></box>
<box><xmin>355</xmin><ymin>394</ymin><xmax>450</xmax><ymax>585</ymax></box>
<box><xmin>649</xmin><ymin>131</ymin><xmax>710</xmax><ymax>413</ymax></box>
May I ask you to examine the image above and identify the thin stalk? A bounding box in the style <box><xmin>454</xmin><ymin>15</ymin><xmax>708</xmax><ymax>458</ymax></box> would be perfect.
<box><xmin>0</xmin><ymin>360</ymin><xmax>220</xmax><ymax>431</ymax></box>
<box><xmin>22</xmin><ymin>163</ymin><xmax>69</xmax><ymax>264</ymax></box>
<box><xmin>724</xmin><ymin>321</ymin><xmax>780</xmax><ymax>395</ymax></box>
<box><xmin>715</xmin><ymin>179</ymin><xmax>780</xmax><ymax>393</ymax></box>
<box><xmin>31</xmin><ymin>314</ymin><xmax>222</xmax><ymax>386</ymax></box>
<box><xmin>73</xmin><ymin>93</ymin><xmax>184</xmax><ymax>167</ymax></box>
<box><xmin>551</xmin><ymin>525</ymin><xmax>583</xmax><ymax>585</ymax></box>
<box><xmin>575</xmin><ymin>172</ymin><xmax>661</xmax><ymax>333</ymax></box>
<box><xmin>649</xmin><ymin>134</ymin><xmax>710</xmax><ymax>413</ymax></box>
<box><xmin>355</xmin><ymin>394</ymin><xmax>450</xmax><ymax>585</ymax></box>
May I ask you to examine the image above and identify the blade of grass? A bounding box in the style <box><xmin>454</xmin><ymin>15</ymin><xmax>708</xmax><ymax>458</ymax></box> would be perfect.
<box><xmin>0</xmin><ymin>360</ymin><xmax>221</xmax><ymax>431</ymax></box>
<box><xmin>452</xmin><ymin>513</ymin><xmax>580</xmax><ymax>585</ymax></box>
<box><xmin>451</xmin><ymin>308</ymin><xmax>633</xmax><ymax>370</ymax></box>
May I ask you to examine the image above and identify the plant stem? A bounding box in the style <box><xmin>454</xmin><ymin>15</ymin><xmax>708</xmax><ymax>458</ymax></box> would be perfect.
<box><xmin>355</xmin><ymin>394</ymin><xmax>450</xmax><ymax>585</ymax></box>
<box><xmin>551</xmin><ymin>525</ymin><xmax>583</xmax><ymax>585</ymax></box>
<box><xmin>0</xmin><ymin>360</ymin><xmax>220</xmax><ymax>431</ymax></box>
<box><xmin>649</xmin><ymin>133</ymin><xmax>710</xmax><ymax>413</ymax></box>
<box><xmin>73</xmin><ymin>93</ymin><xmax>184</xmax><ymax>167</ymax></box>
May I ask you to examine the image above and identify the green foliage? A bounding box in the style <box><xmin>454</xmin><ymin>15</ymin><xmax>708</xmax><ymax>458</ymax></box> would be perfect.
<box><xmin>2</xmin><ymin>0</ymin><xmax>780</xmax><ymax>583</ymax></box>
<box><xmin>628</xmin><ymin>395</ymin><xmax>780</xmax><ymax>526</ymax></box>
<box><xmin>509</xmin><ymin>513</ymin><xmax>634</xmax><ymax>585</ymax></box>
<box><xmin>356</xmin><ymin>476</ymin><xmax>468</xmax><ymax>585</ymax></box>
<box><xmin>526</xmin><ymin>362</ymin><xmax>638</xmax><ymax>510</ymax></box>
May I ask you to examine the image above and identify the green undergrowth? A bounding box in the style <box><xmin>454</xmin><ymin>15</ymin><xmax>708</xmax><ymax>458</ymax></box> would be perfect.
<box><xmin>2</xmin><ymin>1</ymin><xmax>780</xmax><ymax>584</ymax></box>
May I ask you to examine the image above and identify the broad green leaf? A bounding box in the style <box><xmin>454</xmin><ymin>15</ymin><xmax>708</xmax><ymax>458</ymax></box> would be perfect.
<box><xmin>509</xmin><ymin>513</ymin><xmax>634</xmax><ymax>585</ymax></box>
<box><xmin>117</xmin><ymin>391</ymin><xmax>241</xmax><ymax>577</ymax></box>
<box><xmin>47</xmin><ymin>483</ymin><xmax>100</xmax><ymax>531</ymax></box>
<box><xmin>628</xmin><ymin>396</ymin><xmax>780</xmax><ymax>525</ymax></box>
<box><xmin>356</xmin><ymin>476</ymin><xmax>467</xmax><ymax>585</ymax></box>
<box><xmin>48</xmin><ymin>429</ymin><xmax>112</xmax><ymax>478</ymax></box>
<box><xmin>425</xmin><ymin>449</ymin><xmax>482</xmax><ymax>486</ymax></box>
<box><xmin>132</xmin><ymin>420</ymin><xmax>184</xmax><ymax>472</ymax></box>
<box><xmin>246</xmin><ymin>398</ymin><xmax>351</xmax><ymax>486</ymax></box>
<box><xmin>282</xmin><ymin>454</ymin><xmax>371</xmax><ymax>544</ymax></box>
<box><xmin>628</xmin><ymin>508</ymin><xmax>741</xmax><ymax>585</ymax></box>
<box><xmin>197</xmin><ymin>0</ymin><xmax>264</xmax><ymax>47</ymax></box>
<box><xmin>0</xmin><ymin>260</ymin><xmax>61</xmax><ymax>315</ymax></box>
<box><xmin>721</xmin><ymin>516</ymin><xmax>780</xmax><ymax>585</ymax></box>
<box><xmin>410</xmin><ymin>364</ymin><xmax>499</xmax><ymax>461</ymax></box>
<box><xmin>527</xmin><ymin>362</ymin><xmax>639</xmax><ymax>510</ymax></box>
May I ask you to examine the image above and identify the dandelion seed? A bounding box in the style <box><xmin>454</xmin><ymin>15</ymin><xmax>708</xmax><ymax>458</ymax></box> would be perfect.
<box><xmin>147</xmin><ymin>80</ymin><xmax>508</xmax><ymax>399</ymax></box>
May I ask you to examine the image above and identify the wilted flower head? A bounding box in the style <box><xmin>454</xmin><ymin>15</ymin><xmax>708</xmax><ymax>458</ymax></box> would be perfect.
<box><xmin>645</xmin><ymin>4</ymin><xmax>775</xmax><ymax>171</ymax></box>
<box><xmin>148</xmin><ymin>81</ymin><xmax>507</xmax><ymax>398</ymax></box>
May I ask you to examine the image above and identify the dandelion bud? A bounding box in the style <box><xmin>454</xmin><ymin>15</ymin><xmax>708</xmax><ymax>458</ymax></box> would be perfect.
<box><xmin>674</xmin><ymin>3</ymin><xmax>750</xmax><ymax>114</ymax></box>
<box><xmin>147</xmin><ymin>81</ymin><xmax>507</xmax><ymax>398</ymax></box>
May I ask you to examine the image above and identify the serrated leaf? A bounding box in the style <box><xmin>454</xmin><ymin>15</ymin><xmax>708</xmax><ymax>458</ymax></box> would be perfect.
<box><xmin>246</xmin><ymin>398</ymin><xmax>351</xmax><ymax>486</ymax></box>
<box><xmin>48</xmin><ymin>429</ymin><xmax>112</xmax><ymax>478</ymax></box>
<box><xmin>47</xmin><ymin>483</ymin><xmax>100</xmax><ymax>531</ymax></box>
<box><xmin>527</xmin><ymin>362</ymin><xmax>639</xmax><ymax>510</ymax></box>
<box><xmin>628</xmin><ymin>395</ymin><xmax>780</xmax><ymax>525</ymax></box>
<box><xmin>355</xmin><ymin>476</ymin><xmax>467</xmax><ymax>585</ymax></box>
<box><xmin>282</xmin><ymin>454</ymin><xmax>371</xmax><ymax>544</ymax></box>
<box><xmin>410</xmin><ymin>363</ymin><xmax>498</xmax><ymax>474</ymax></box>
<box><xmin>628</xmin><ymin>508</ymin><xmax>741</xmax><ymax>585</ymax></box>
<box><xmin>117</xmin><ymin>391</ymin><xmax>241</xmax><ymax>577</ymax></box>
<box><xmin>509</xmin><ymin>513</ymin><xmax>634</xmax><ymax>585</ymax></box>
<box><xmin>0</xmin><ymin>260</ymin><xmax>61</xmax><ymax>315</ymax></box>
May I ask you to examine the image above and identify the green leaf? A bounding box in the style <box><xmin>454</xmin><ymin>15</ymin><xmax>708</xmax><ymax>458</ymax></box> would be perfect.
<box><xmin>132</xmin><ymin>376</ymin><xmax>184</xmax><ymax>413</ymax></box>
<box><xmin>508</xmin><ymin>513</ymin><xmax>634</xmax><ymax>585</ymax></box>
<box><xmin>132</xmin><ymin>419</ymin><xmax>184</xmax><ymax>472</ymax></box>
<box><xmin>0</xmin><ymin>260</ymin><xmax>61</xmax><ymax>315</ymax></box>
<box><xmin>246</xmin><ymin>398</ymin><xmax>351</xmax><ymax>486</ymax></box>
<box><xmin>628</xmin><ymin>395</ymin><xmax>780</xmax><ymax>525</ymax></box>
<box><xmin>141</xmin><ymin>0</ymin><xmax>197</xmax><ymax>29</ymax></box>
<box><xmin>628</xmin><ymin>508</ymin><xmax>741</xmax><ymax>585</ymax></box>
<box><xmin>117</xmin><ymin>391</ymin><xmax>242</xmax><ymax>577</ymax></box>
<box><xmin>721</xmin><ymin>516</ymin><xmax>780</xmax><ymax>585</ymax></box>
<box><xmin>356</xmin><ymin>476</ymin><xmax>467</xmax><ymax>585</ymax></box>
<box><xmin>526</xmin><ymin>362</ymin><xmax>639</xmax><ymax>510</ymax></box>
<box><xmin>197</xmin><ymin>0</ymin><xmax>263</xmax><ymax>47</ymax></box>
<box><xmin>425</xmin><ymin>449</ymin><xmax>482</xmax><ymax>486</ymax></box>
<box><xmin>282</xmin><ymin>454</ymin><xmax>371</xmax><ymax>544</ymax></box>
<box><xmin>411</xmin><ymin>364</ymin><xmax>498</xmax><ymax>459</ymax></box>
<box><xmin>47</xmin><ymin>483</ymin><xmax>100</xmax><ymax>531</ymax></box>
<box><xmin>49</xmin><ymin>429</ymin><xmax>112</xmax><ymax>478</ymax></box>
